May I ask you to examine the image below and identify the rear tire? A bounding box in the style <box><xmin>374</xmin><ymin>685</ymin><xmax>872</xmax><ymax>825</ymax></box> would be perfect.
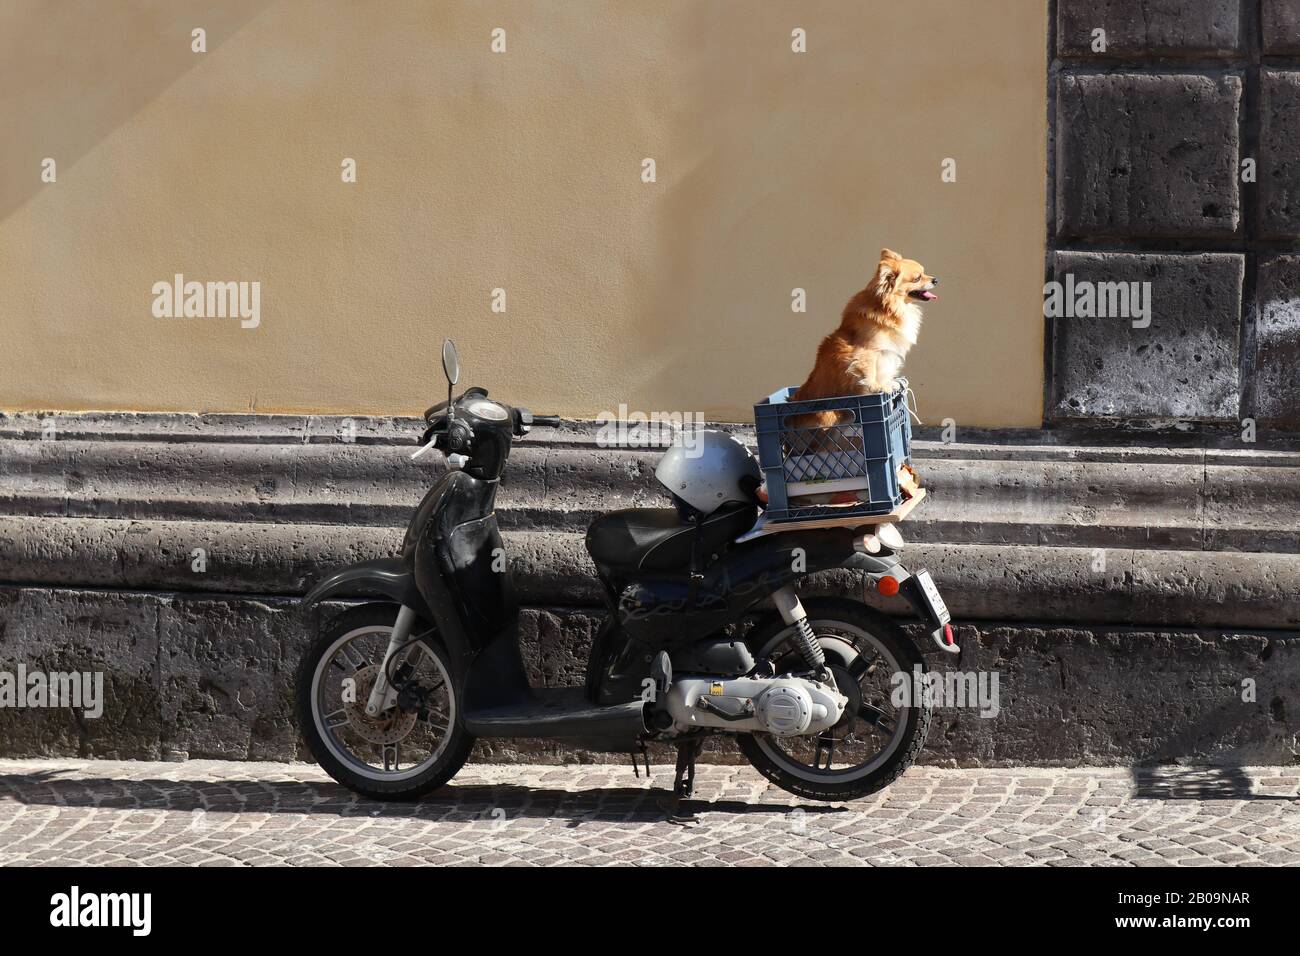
<box><xmin>296</xmin><ymin>603</ymin><xmax>474</xmax><ymax>801</ymax></box>
<box><xmin>737</xmin><ymin>598</ymin><xmax>930</xmax><ymax>802</ymax></box>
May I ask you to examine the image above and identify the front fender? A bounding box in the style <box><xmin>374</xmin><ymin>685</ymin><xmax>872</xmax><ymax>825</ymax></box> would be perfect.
<box><xmin>301</xmin><ymin>557</ymin><xmax>431</xmax><ymax>620</ymax></box>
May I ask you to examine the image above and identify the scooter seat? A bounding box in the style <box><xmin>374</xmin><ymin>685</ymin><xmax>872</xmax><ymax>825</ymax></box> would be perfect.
<box><xmin>585</xmin><ymin>502</ymin><xmax>757</xmax><ymax>574</ymax></box>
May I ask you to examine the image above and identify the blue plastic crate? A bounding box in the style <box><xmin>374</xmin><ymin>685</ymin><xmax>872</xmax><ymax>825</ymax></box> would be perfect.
<box><xmin>754</xmin><ymin>380</ymin><xmax>913</xmax><ymax>523</ymax></box>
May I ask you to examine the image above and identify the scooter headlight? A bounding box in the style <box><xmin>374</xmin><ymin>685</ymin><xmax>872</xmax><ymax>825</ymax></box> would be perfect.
<box><xmin>465</xmin><ymin>399</ymin><xmax>509</xmax><ymax>421</ymax></box>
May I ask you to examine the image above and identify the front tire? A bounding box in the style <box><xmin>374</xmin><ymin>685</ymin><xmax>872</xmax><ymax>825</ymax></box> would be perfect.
<box><xmin>738</xmin><ymin>598</ymin><xmax>931</xmax><ymax>802</ymax></box>
<box><xmin>296</xmin><ymin>603</ymin><xmax>474</xmax><ymax>800</ymax></box>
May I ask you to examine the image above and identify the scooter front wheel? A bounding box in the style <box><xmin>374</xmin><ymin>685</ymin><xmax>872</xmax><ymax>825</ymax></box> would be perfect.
<box><xmin>296</xmin><ymin>603</ymin><xmax>474</xmax><ymax>800</ymax></box>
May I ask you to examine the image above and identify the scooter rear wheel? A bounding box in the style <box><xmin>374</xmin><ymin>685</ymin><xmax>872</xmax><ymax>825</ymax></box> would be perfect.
<box><xmin>737</xmin><ymin>598</ymin><xmax>931</xmax><ymax>802</ymax></box>
<box><xmin>297</xmin><ymin>603</ymin><xmax>474</xmax><ymax>800</ymax></box>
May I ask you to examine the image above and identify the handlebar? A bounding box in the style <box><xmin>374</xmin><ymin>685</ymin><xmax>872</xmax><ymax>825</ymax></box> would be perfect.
<box><xmin>510</xmin><ymin>408</ymin><xmax>562</xmax><ymax>435</ymax></box>
<box><xmin>413</xmin><ymin>399</ymin><xmax>561</xmax><ymax>461</ymax></box>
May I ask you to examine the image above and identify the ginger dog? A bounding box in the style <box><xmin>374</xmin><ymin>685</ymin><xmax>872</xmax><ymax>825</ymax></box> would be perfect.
<box><xmin>794</xmin><ymin>248</ymin><xmax>937</xmax><ymax>428</ymax></box>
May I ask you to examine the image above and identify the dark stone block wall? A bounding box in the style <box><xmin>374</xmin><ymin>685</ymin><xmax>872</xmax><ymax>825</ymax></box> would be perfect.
<box><xmin>1264</xmin><ymin>0</ymin><xmax>1300</xmax><ymax>51</ymax></box>
<box><xmin>1055</xmin><ymin>73</ymin><xmax>1242</xmax><ymax>239</ymax></box>
<box><xmin>1050</xmin><ymin>252</ymin><xmax>1244</xmax><ymax>418</ymax></box>
<box><xmin>1050</xmin><ymin>0</ymin><xmax>1300</xmax><ymax>427</ymax></box>
<box><xmin>1057</xmin><ymin>1</ymin><xmax>1244</xmax><ymax>57</ymax></box>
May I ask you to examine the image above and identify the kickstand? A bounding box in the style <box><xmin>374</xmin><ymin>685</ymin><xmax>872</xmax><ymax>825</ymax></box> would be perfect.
<box><xmin>658</xmin><ymin>738</ymin><xmax>704</xmax><ymax>823</ymax></box>
<box><xmin>630</xmin><ymin>742</ymin><xmax>650</xmax><ymax>779</ymax></box>
<box><xmin>674</xmin><ymin>739</ymin><xmax>701</xmax><ymax>798</ymax></box>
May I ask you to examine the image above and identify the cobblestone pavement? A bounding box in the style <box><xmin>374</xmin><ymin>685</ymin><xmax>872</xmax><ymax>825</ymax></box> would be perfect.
<box><xmin>0</xmin><ymin>760</ymin><xmax>1296</xmax><ymax>866</ymax></box>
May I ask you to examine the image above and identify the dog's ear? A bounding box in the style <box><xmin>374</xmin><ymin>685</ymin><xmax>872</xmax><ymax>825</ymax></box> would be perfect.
<box><xmin>876</xmin><ymin>256</ymin><xmax>899</xmax><ymax>293</ymax></box>
<box><xmin>880</xmin><ymin>248</ymin><xmax>901</xmax><ymax>262</ymax></box>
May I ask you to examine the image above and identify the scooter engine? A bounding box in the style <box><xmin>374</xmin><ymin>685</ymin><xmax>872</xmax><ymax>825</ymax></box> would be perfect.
<box><xmin>662</xmin><ymin>675</ymin><xmax>847</xmax><ymax>737</ymax></box>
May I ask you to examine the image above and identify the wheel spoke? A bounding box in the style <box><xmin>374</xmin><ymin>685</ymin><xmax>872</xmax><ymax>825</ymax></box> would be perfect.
<box><xmin>857</xmin><ymin>702</ymin><xmax>888</xmax><ymax>726</ymax></box>
<box><xmin>861</xmin><ymin>710</ymin><xmax>896</xmax><ymax>737</ymax></box>
<box><xmin>336</xmin><ymin>643</ymin><xmax>368</xmax><ymax>673</ymax></box>
<box><xmin>393</xmin><ymin>643</ymin><xmax>426</xmax><ymax>672</ymax></box>
<box><xmin>847</xmin><ymin>649</ymin><xmax>880</xmax><ymax>680</ymax></box>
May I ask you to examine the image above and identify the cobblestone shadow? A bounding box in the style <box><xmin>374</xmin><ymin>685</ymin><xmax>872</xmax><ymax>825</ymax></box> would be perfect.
<box><xmin>0</xmin><ymin>769</ymin><xmax>848</xmax><ymax>825</ymax></box>
<box><xmin>1130</xmin><ymin>765</ymin><xmax>1295</xmax><ymax>801</ymax></box>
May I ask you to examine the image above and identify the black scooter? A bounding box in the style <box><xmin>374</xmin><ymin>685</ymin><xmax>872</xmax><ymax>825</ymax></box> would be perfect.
<box><xmin>297</xmin><ymin>341</ymin><xmax>955</xmax><ymax>802</ymax></box>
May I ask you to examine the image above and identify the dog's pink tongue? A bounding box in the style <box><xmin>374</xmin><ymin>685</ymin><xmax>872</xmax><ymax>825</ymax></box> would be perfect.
<box><xmin>919</xmin><ymin>290</ymin><xmax>938</xmax><ymax>301</ymax></box>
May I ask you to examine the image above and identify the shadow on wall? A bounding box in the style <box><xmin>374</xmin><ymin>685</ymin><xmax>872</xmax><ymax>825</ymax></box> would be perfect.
<box><xmin>0</xmin><ymin>0</ymin><xmax>272</xmax><ymax>224</ymax></box>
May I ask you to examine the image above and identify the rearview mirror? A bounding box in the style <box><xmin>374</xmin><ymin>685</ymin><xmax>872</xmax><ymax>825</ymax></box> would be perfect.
<box><xmin>441</xmin><ymin>339</ymin><xmax>460</xmax><ymax>386</ymax></box>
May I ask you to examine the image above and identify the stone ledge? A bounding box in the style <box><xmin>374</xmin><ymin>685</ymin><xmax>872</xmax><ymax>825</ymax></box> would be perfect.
<box><xmin>0</xmin><ymin>586</ymin><xmax>1294</xmax><ymax>766</ymax></box>
<box><xmin>2</xmin><ymin>415</ymin><xmax>1298</xmax><ymax>633</ymax></box>
<box><xmin>3</xmin><ymin>424</ymin><xmax>1298</xmax><ymax>548</ymax></box>
<box><xmin>7</xmin><ymin>409</ymin><xmax>1300</xmax><ymax>450</ymax></box>
<box><xmin>1</xmin><ymin>519</ymin><xmax>1297</xmax><ymax>630</ymax></box>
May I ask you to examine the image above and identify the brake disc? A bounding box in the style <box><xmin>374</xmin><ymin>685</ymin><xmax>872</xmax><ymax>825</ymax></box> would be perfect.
<box><xmin>343</xmin><ymin>664</ymin><xmax>418</xmax><ymax>745</ymax></box>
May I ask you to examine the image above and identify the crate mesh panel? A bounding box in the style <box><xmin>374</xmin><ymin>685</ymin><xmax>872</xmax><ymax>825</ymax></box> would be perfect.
<box><xmin>780</xmin><ymin>421</ymin><xmax>868</xmax><ymax>483</ymax></box>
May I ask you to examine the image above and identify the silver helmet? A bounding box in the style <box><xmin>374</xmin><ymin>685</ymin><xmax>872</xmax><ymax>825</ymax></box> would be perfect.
<box><xmin>654</xmin><ymin>430</ymin><xmax>761</xmax><ymax>515</ymax></box>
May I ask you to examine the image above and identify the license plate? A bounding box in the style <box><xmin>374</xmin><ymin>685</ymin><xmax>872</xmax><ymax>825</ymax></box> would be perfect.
<box><xmin>914</xmin><ymin>570</ymin><xmax>950</xmax><ymax>624</ymax></box>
